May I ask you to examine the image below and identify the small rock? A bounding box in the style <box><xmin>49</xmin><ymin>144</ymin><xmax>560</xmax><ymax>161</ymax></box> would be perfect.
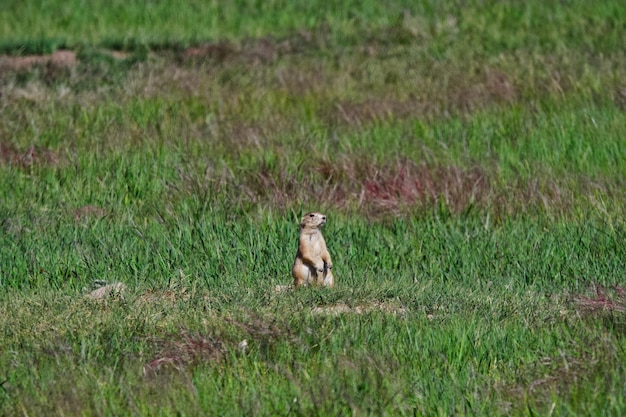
<box><xmin>86</xmin><ymin>282</ymin><xmax>126</xmax><ymax>300</ymax></box>
<box><xmin>274</xmin><ymin>284</ymin><xmax>292</xmax><ymax>293</ymax></box>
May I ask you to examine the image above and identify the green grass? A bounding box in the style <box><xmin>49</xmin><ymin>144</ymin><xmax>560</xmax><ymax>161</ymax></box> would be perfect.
<box><xmin>1</xmin><ymin>0</ymin><xmax>626</xmax><ymax>415</ymax></box>
<box><xmin>1</xmin><ymin>0</ymin><xmax>624</xmax><ymax>54</ymax></box>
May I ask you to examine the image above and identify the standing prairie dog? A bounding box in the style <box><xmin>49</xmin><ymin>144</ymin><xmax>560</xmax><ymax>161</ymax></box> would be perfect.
<box><xmin>292</xmin><ymin>212</ymin><xmax>334</xmax><ymax>288</ymax></box>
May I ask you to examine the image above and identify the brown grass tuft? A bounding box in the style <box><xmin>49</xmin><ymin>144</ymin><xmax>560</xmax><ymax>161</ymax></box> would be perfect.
<box><xmin>73</xmin><ymin>205</ymin><xmax>108</xmax><ymax>221</ymax></box>
<box><xmin>144</xmin><ymin>332</ymin><xmax>226</xmax><ymax>374</ymax></box>
<box><xmin>615</xmin><ymin>85</ymin><xmax>626</xmax><ymax>110</ymax></box>
<box><xmin>484</xmin><ymin>69</ymin><xmax>517</xmax><ymax>103</ymax></box>
<box><xmin>225</xmin><ymin>313</ymin><xmax>297</xmax><ymax>347</ymax></box>
<box><xmin>180</xmin><ymin>41</ymin><xmax>236</xmax><ymax>63</ymax></box>
<box><xmin>445</xmin><ymin>68</ymin><xmax>518</xmax><ymax>113</ymax></box>
<box><xmin>180</xmin><ymin>33</ymin><xmax>313</xmax><ymax>67</ymax></box>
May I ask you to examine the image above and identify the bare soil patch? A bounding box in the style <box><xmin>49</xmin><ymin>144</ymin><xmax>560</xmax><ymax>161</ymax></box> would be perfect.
<box><xmin>0</xmin><ymin>49</ymin><xmax>132</xmax><ymax>72</ymax></box>
<box><xmin>0</xmin><ymin>50</ymin><xmax>77</xmax><ymax>71</ymax></box>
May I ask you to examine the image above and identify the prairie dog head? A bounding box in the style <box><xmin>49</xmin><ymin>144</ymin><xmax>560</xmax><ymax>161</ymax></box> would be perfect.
<box><xmin>300</xmin><ymin>212</ymin><xmax>327</xmax><ymax>230</ymax></box>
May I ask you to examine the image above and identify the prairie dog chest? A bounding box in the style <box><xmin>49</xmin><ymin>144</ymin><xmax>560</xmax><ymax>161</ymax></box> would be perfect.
<box><xmin>302</xmin><ymin>231</ymin><xmax>326</xmax><ymax>253</ymax></box>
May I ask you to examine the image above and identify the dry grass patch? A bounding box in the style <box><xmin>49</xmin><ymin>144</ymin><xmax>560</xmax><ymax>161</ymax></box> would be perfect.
<box><xmin>327</xmin><ymin>68</ymin><xmax>517</xmax><ymax>127</ymax></box>
<box><xmin>144</xmin><ymin>313</ymin><xmax>297</xmax><ymax>374</ymax></box>
<box><xmin>0</xmin><ymin>143</ymin><xmax>60</xmax><ymax>168</ymax></box>
<box><xmin>311</xmin><ymin>301</ymin><xmax>407</xmax><ymax>316</ymax></box>
<box><xmin>330</xmin><ymin>98</ymin><xmax>430</xmax><ymax>126</ymax></box>
<box><xmin>179</xmin><ymin>32</ymin><xmax>315</xmax><ymax>66</ymax></box>
<box><xmin>73</xmin><ymin>205</ymin><xmax>109</xmax><ymax>221</ymax></box>
<box><xmin>144</xmin><ymin>331</ymin><xmax>227</xmax><ymax>374</ymax></box>
<box><xmin>0</xmin><ymin>50</ymin><xmax>77</xmax><ymax>71</ymax></box>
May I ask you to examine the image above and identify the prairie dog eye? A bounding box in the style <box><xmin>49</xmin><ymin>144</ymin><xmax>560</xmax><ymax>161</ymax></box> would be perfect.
<box><xmin>309</xmin><ymin>214</ymin><xmax>315</xmax><ymax>217</ymax></box>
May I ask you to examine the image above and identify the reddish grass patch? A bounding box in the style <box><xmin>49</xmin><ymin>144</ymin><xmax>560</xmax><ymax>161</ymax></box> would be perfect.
<box><xmin>361</xmin><ymin>161</ymin><xmax>490</xmax><ymax>213</ymax></box>
<box><xmin>574</xmin><ymin>283</ymin><xmax>626</xmax><ymax>313</ymax></box>
<box><xmin>215</xmin><ymin>156</ymin><xmax>497</xmax><ymax>215</ymax></box>
<box><xmin>175</xmin><ymin>153</ymin><xmax>600</xmax><ymax>216</ymax></box>
<box><xmin>0</xmin><ymin>143</ymin><xmax>60</xmax><ymax>168</ymax></box>
<box><xmin>232</xmin><ymin>157</ymin><xmax>491</xmax><ymax>214</ymax></box>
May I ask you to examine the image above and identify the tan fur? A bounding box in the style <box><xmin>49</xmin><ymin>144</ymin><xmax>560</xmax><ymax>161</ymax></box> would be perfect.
<box><xmin>292</xmin><ymin>212</ymin><xmax>334</xmax><ymax>288</ymax></box>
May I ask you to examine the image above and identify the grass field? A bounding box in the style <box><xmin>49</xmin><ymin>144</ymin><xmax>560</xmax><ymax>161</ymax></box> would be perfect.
<box><xmin>1</xmin><ymin>0</ymin><xmax>625</xmax><ymax>415</ymax></box>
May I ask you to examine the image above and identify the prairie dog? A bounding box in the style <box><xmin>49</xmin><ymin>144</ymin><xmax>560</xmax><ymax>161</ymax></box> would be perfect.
<box><xmin>292</xmin><ymin>212</ymin><xmax>334</xmax><ymax>288</ymax></box>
